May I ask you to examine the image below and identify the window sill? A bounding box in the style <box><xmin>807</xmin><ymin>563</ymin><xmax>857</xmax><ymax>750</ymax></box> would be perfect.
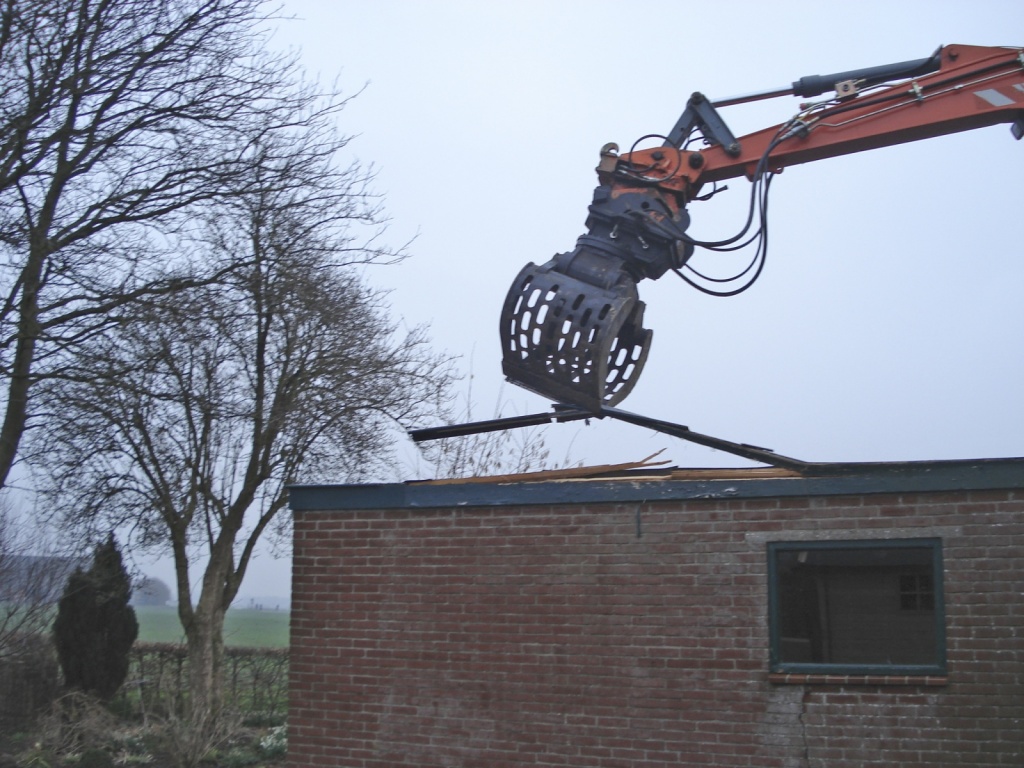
<box><xmin>769</xmin><ymin>673</ymin><xmax>948</xmax><ymax>687</ymax></box>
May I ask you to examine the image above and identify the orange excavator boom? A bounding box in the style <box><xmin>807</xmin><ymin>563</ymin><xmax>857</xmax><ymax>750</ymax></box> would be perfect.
<box><xmin>500</xmin><ymin>44</ymin><xmax>1024</xmax><ymax>412</ymax></box>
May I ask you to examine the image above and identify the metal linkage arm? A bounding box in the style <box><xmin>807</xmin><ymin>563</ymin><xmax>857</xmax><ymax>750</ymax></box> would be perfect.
<box><xmin>790</xmin><ymin>49</ymin><xmax>941</xmax><ymax>98</ymax></box>
<box><xmin>710</xmin><ymin>49</ymin><xmax>943</xmax><ymax>108</ymax></box>
<box><xmin>633</xmin><ymin>44</ymin><xmax>1024</xmax><ymax>187</ymax></box>
<box><xmin>410</xmin><ymin>405</ymin><xmax>815</xmax><ymax>473</ymax></box>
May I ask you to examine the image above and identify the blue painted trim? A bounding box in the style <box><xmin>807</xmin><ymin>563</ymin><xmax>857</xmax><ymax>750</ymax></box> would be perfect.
<box><xmin>289</xmin><ymin>457</ymin><xmax>1024</xmax><ymax>511</ymax></box>
<box><xmin>767</xmin><ymin>538</ymin><xmax>947</xmax><ymax>676</ymax></box>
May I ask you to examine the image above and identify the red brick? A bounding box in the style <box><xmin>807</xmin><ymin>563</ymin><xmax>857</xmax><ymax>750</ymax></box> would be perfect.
<box><xmin>289</xmin><ymin>488</ymin><xmax>1024</xmax><ymax>767</ymax></box>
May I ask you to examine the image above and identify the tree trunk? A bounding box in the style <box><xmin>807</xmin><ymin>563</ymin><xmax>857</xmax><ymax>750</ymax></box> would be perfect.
<box><xmin>180</xmin><ymin>533</ymin><xmax>240</xmax><ymax>730</ymax></box>
<box><xmin>0</xmin><ymin>236</ymin><xmax>47</xmax><ymax>489</ymax></box>
<box><xmin>184</xmin><ymin>595</ymin><xmax>227</xmax><ymax>725</ymax></box>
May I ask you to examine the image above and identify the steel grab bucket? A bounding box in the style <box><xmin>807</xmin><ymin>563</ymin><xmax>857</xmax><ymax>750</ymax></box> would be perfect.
<box><xmin>500</xmin><ymin>260</ymin><xmax>652</xmax><ymax>412</ymax></box>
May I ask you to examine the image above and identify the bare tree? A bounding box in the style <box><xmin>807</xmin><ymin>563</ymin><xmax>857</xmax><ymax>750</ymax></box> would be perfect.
<box><xmin>0</xmin><ymin>496</ymin><xmax>75</xmax><ymax>661</ymax></box>
<box><xmin>0</xmin><ymin>0</ymin><xmax>333</xmax><ymax>489</ymax></box>
<box><xmin>35</xmin><ymin>123</ymin><xmax>454</xmax><ymax>724</ymax></box>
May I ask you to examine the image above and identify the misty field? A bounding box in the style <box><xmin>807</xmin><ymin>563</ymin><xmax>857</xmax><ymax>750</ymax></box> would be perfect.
<box><xmin>135</xmin><ymin>605</ymin><xmax>290</xmax><ymax>648</ymax></box>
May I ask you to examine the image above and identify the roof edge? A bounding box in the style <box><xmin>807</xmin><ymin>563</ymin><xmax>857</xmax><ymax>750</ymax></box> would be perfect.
<box><xmin>288</xmin><ymin>456</ymin><xmax>1024</xmax><ymax>511</ymax></box>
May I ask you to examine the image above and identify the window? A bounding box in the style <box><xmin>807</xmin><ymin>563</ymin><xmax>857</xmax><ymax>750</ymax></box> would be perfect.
<box><xmin>768</xmin><ymin>539</ymin><xmax>945</xmax><ymax>675</ymax></box>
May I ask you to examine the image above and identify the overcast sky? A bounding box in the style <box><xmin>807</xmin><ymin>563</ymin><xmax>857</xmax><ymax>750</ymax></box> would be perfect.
<box><xmin>164</xmin><ymin>1</ymin><xmax>1024</xmax><ymax>602</ymax></box>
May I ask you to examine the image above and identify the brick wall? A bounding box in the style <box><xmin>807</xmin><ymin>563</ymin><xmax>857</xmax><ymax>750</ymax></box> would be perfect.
<box><xmin>288</xmin><ymin>486</ymin><xmax>1024</xmax><ymax>767</ymax></box>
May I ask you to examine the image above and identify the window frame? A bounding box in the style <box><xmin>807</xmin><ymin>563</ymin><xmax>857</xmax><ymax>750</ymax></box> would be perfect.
<box><xmin>767</xmin><ymin>538</ymin><xmax>946</xmax><ymax>676</ymax></box>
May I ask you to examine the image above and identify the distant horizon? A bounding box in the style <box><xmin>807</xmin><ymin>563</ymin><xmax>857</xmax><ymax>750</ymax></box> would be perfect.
<box><xmin>234</xmin><ymin>595</ymin><xmax>290</xmax><ymax>612</ymax></box>
<box><xmin>130</xmin><ymin>576</ymin><xmax>290</xmax><ymax>612</ymax></box>
<box><xmin>132</xmin><ymin>565</ymin><xmax>292</xmax><ymax>611</ymax></box>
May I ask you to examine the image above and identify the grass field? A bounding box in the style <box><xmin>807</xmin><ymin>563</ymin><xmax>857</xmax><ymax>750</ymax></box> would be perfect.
<box><xmin>135</xmin><ymin>605</ymin><xmax>290</xmax><ymax>648</ymax></box>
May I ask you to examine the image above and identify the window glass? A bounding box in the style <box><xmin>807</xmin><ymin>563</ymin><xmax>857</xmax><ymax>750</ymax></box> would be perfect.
<box><xmin>768</xmin><ymin>539</ymin><xmax>945</xmax><ymax>674</ymax></box>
